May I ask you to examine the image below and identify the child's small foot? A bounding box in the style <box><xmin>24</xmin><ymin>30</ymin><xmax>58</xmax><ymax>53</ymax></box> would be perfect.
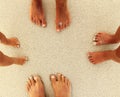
<box><xmin>15</xmin><ymin>56</ymin><xmax>28</xmax><ymax>65</ymax></box>
<box><xmin>8</xmin><ymin>37</ymin><xmax>20</xmax><ymax>48</ymax></box>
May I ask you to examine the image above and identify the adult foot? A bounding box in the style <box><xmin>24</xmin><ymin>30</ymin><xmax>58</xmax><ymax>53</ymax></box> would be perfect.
<box><xmin>93</xmin><ymin>32</ymin><xmax>120</xmax><ymax>45</ymax></box>
<box><xmin>30</xmin><ymin>0</ymin><xmax>47</xmax><ymax>27</ymax></box>
<box><xmin>7</xmin><ymin>37</ymin><xmax>20</xmax><ymax>48</ymax></box>
<box><xmin>88</xmin><ymin>50</ymin><xmax>120</xmax><ymax>64</ymax></box>
<box><xmin>50</xmin><ymin>73</ymin><xmax>71</xmax><ymax>97</ymax></box>
<box><xmin>56</xmin><ymin>0</ymin><xmax>70</xmax><ymax>32</ymax></box>
<box><xmin>26</xmin><ymin>75</ymin><xmax>45</xmax><ymax>97</ymax></box>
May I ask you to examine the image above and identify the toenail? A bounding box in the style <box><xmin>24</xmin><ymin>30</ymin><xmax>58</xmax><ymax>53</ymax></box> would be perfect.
<box><xmin>34</xmin><ymin>76</ymin><xmax>38</xmax><ymax>80</ymax></box>
<box><xmin>42</xmin><ymin>24</ymin><xmax>46</xmax><ymax>27</ymax></box>
<box><xmin>93</xmin><ymin>38</ymin><xmax>96</xmax><ymax>41</ymax></box>
<box><xmin>25</xmin><ymin>57</ymin><xmax>29</xmax><ymax>61</ymax></box>
<box><xmin>51</xmin><ymin>75</ymin><xmax>55</xmax><ymax>79</ymax></box>
<box><xmin>93</xmin><ymin>42</ymin><xmax>97</xmax><ymax>45</ymax></box>
<box><xmin>29</xmin><ymin>76</ymin><xmax>32</xmax><ymax>79</ymax></box>
<box><xmin>57</xmin><ymin>29</ymin><xmax>60</xmax><ymax>32</ymax></box>
<box><xmin>17</xmin><ymin>44</ymin><xmax>20</xmax><ymax>48</ymax></box>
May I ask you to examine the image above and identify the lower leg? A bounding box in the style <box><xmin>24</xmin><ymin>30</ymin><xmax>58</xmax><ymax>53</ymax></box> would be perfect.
<box><xmin>0</xmin><ymin>32</ymin><xmax>20</xmax><ymax>47</ymax></box>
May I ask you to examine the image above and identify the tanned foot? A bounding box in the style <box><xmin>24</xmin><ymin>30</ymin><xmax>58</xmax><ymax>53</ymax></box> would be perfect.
<box><xmin>14</xmin><ymin>56</ymin><xmax>28</xmax><ymax>65</ymax></box>
<box><xmin>7</xmin><ymin>37</ymin><xmax>20</xmax><ymax>48</ymax></box>
<box><xmin>88</xmin><ymin>50</ymin><xmax>120</xmax><ymax>64</ymax></box>
<box><xmin>26</xmin><ymin>75</ymin><xmax>45</xmax><ymax>97</ymax></box>
<box><xmin>56</xmin><ymin>0</ymin><xmax>70</xmax><ymax>32</ymax></box>
<box><xmin>93</xmin><ymin>32</ymin><xmax>120</xmax><ymax>45</ymax></box>
<box><xmin>0</xmin><ymin>32</ymin><xmax>20</xmax><ymax>48</ymax></box>
<box><xmin>50</xmin><ymin>73</ymin><xmax>71</xmax><ymax>97</ymax></box>
<box><xmin>30</xmin><ymin>0</ymin><xmax>47</xmax><ymax>27</ymax></box>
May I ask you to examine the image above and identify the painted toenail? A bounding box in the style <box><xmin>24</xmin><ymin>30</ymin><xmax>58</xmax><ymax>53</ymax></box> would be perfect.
<box><xmin>51</xmin><ymin>75</ymin><xmax>55</xmax><ymax>79</ymax></box>
<box><xmin>93</xmin><ymin>38</ymin><xmax>96</xmax><ymax>41</ymax></box>
<box><xmin>42</xmin><ymin>24</ymin><xmax>46</xmax><ymax>27</ymax></box>
<box><xmin>17</xmin><ymin>44</ymin><xmax>20</xmax><ymax>48</ymax></box>
<box><xmin>34</xmin><ymin>76</ymin><xmax>38</xmax><ymax>80</ymax></box>
<box><xmin>25</xmin><ymin>57</ymin><xmax>29</xmax><ymax>61</ymax></box>
<box><xmin>29</xmin><ymin>76</ymin><xmax>32</xmax><ymax>80</ymax></box>
<box><xmin>93</xmin><ymin>42</ymin><xmax>97</xmax><ymax>45</ymax></box>
<box><xmin>57</xmin><ymin>29</ymin><xmax>60</xmax><ymax>32</ymax></box>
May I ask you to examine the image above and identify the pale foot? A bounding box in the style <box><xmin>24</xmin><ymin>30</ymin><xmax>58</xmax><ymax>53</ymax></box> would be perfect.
<box><xmin>14</xmin><ymin>56</ymin><xmax>28</xmax><ymax>65</ymax></box>
<box><xmin>88</xmin><ymin>50</ymin><xmax>120</xmax><ymax>64</ymax></box>
<box><xmin>56</xmin><ymin>0</ymin><xmax>70</xmax><ymax>32</ymax></box>
<box><xmin>93</xmin><ymin>32</ymin><xmax>120</xmax><ymax>45</ymax></box>
<box><xmin>8</xmin><ymin>37</ymin><xmax>20</xmax><ymax>48</ymax></box>
<box><xmin>50</xmin><ymin>73</ymin><xmax>71</xmax><ymax>97</ymax></box>
<box><xmin>30</xmin><ymin>0</ymin><xmax>47</xmax><ymax>27</ymax></box>
<box><xmin>26</xmin><ymin>75</ymin><xmax>45</xmax><ymax>97</ymax></box>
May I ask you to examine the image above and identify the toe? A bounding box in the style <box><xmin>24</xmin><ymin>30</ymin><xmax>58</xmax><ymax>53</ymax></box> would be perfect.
<box><xmin>57</xmin><ymin>73</ymin><xmax>62</xmax><ymax>81</ymax></box>
<box><xmin>28</xmin><ymin>78</ymin><xmax>32</xmax><ymax>86</ymax></box>
<box><xmin>56</xmin><ymin>22</ymin><xmax>62</xmax><ymax>32</ymax></box>
<box><xmin>42</xmin><ymin>19</ymin><xmax>47</xmax><ymax>27</ymax></box>
<box><xmin>26</xmin><ymin>82</ymin><xmax>31</xmax><ymax>92</ymax></box>
<box><xmin>29</xmin><ymin>76</ymin><xmax>35</xmax><ymax>85</ymax></box>
<box><xmin>61</xmin><ymin>75</ymin><xmax>65</xmax><ymax>82</ymax></box>
<box><xmin>34</xmin><ymin>75</ymin><xmax>41</xmax><ymax>83</ymax></box>
<box><xmin>50</xmin><ymin>74</ymin><xmax>57</xmax><ymax>84</ymax></box>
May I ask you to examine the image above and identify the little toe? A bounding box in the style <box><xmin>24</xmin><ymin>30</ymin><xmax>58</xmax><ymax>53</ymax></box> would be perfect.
<box><xmin>26</xmin><ymin>82</ymin><xmax>31</xmax><ymax>91</ymax></box>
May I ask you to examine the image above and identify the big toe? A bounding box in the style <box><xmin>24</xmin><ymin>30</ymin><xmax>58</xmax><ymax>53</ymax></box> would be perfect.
<box><xmin>34</xmin><ymin>75</ymin><xmax>43</xmax><ymax>84</ymax></box>
<box><xmin>41</xmin><ymin>19</ymin><xmax>47</xmax><ymax>28</ymax></box>
<box><xmin>50</xmin><ymin>74</ymin><xmax>57</xmax><ymax>84</ymax></box>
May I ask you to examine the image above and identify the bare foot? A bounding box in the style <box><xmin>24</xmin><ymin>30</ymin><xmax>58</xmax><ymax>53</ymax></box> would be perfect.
<box><xmin>56</xmin><ymin>0</ymin><xmax>70</xmax><ymax>32</ymax></box>
<box><xmin>7</xmin><ymin>37</ymin><xmax>20</xmax><ymax>48</ymax></box>
<box><xmin>30</xmin><ymin>0</ymin><xmax>47</xmax><ymax>27</ymax></box>
<box><xmin>88</xmin><ymin>50</ymin><xmax>120</xmax><ymax>64</ymax></box>
<box><xmin>0</xmin><ymin>32</ymin><xmax>20</xmax><ymax>48</ymax></box>
<box><xmin>93</xmin><ymin>32</ymin><xmax>120</xmax><ymax>45</ymax></box>
<box><xmin>50</xmin><ymin>73</ymin><xmax>71</xmax><ymax>97</ymax></box>
<box><xmin>14</xmin><ymin>56</ymin><xmax>28</xmax><ymax>65</ymax></box>
<box><xmin>26</xmin><ymin>75</ymin><xmax>45</xmax><ymax>97</ymax></box>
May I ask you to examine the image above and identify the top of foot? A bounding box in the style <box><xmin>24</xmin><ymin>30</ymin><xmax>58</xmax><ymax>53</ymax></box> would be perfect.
<box><xmin>26</xmin><ymin>75</ymin><xmax>45</xmax><ymax>97</ymax></box>
<box><xmin>93</xmin><ymin>32</ymin><xmax>119</xmax><ymax>45</ymax></box>
<box><xmin>56</xmin><ymin>0</ymin><xmax>70</xmax><ymax>32</ymax></box>
<box><xmin>50</xmin><ymin>73</ymin><xmax>71</xmax><ymax>97</ymax></box>
<box><xmin>30</xmin><ymin>0</ymin><xmax>47</xmax><ymax>27</ymax></box>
